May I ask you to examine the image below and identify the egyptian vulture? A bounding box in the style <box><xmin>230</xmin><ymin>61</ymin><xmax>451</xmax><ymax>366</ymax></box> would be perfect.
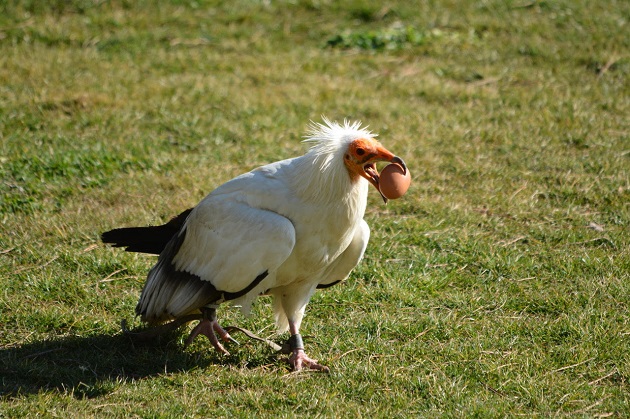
<box><xmin>102</xmin><ymin>118</ymin><xmax>407</xmax><ymax>371</ymax></box>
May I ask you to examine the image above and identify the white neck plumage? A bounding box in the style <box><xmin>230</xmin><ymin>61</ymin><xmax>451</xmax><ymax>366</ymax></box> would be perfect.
<box><xmin>288</xmin><ymin>118</ymin><xmax>373</xmax><ymax>218</ymax></box>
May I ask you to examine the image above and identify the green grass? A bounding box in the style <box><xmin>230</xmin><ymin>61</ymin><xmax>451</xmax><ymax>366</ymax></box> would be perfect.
<box><xmin>1</xmin><ymin>0</ymin><xmax>628</xmax><ymax>416</ymax></box>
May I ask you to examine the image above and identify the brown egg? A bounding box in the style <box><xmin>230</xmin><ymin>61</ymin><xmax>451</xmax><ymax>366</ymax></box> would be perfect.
<box><xmin>379</xmin><ymin>163</ymin><xmax>411</xmax><ymax>199</ymax></box>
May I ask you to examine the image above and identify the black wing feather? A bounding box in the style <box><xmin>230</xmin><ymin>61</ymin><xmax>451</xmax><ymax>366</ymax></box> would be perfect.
<box><xmin>101</xmin><ymin>208</ymin><xmax>193</xmax><ymax>254</ymax></box>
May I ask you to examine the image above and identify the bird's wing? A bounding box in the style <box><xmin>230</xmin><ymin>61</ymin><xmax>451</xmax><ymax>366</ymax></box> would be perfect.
<box><xmin>137</xmin><ymin>192</ymin><xmax>296</xmax><ymax>322</ymax></box>
<box><xmin>175</xmin><ymin>196</ymin><xmax>296</xmax><ymax>292</ymax></box>
<box><xmin>317</xmin><ymin>219</ymin><xmax>370</xmax><ymax>289</ymax></box>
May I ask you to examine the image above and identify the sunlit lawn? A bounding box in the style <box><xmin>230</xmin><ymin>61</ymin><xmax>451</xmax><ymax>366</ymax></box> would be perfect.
<box><xmin>1</xmin><ymin>0</ymin><xmax>628</xmax><ymax>416</ymax></box>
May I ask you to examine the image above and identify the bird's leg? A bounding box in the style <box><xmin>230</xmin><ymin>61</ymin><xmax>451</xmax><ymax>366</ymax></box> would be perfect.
<box><xmin>286</xmin><ymin>321</ymin><xmax>329</xmax><ymax>372</ymax></box>
<box><xmin>184</xmin><ymin>306</ymin><xmax>237</xmax><ymax>355</ymax></box>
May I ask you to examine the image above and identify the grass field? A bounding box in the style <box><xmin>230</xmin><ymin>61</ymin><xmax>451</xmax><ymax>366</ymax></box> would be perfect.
<box><xmin>1</xmin><ymin>0</ymin><xmax>628</xmax><ymax>416</ymax></box>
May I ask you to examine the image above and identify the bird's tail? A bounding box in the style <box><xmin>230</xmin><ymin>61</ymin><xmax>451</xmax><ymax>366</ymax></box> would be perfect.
<box><xmin>101</xmin><ymin>208</ymin><xmax>193</xmax><ymax>255</ymax></box>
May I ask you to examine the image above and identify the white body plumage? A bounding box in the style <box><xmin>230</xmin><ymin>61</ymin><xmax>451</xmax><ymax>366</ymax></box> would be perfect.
<box><xmin>137</xmin><ymin>119</ymin><xmax>378</xmax><ymax>332</ymax></box>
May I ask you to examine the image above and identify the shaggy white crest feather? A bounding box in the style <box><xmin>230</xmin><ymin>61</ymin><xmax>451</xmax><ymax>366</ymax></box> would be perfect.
<box><xmin>289</xmin><ymin>117</ymin><xmax>376</xmax><ymax>204</ymax></box>
<box><xmin>303</xmin><ymin>117</ymin><xmax>376</xmax><ymax>158</ymax></box>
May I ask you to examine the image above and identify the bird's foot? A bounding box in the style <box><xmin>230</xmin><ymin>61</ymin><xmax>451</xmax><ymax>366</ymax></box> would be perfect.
<box><xmin>287</xmin><ymin>349</ymin><xmax>329</xmax><ymax>372</ymax></box>
<box><xmin>282</xmin><ymin>334</ymin><xmax>329</xmax><ymax>372</ymax></box>
<box><xmin>185</xmin><ymin>317</ymin><xmax>238</xmax><ymax>355</ymax></box>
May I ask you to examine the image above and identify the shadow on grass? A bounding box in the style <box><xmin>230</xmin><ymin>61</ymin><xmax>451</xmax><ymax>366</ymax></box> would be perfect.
<box><xmin>0</xmin><ymin>330</ymin><xmax>278</xmax><ymax>398</ymax></box>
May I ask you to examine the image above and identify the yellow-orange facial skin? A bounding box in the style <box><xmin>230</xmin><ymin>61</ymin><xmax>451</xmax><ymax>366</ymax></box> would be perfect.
<box><xmin>343</xmin><ymin>138</ymin><xmax>407</xmax><ymax>202</ymax></box>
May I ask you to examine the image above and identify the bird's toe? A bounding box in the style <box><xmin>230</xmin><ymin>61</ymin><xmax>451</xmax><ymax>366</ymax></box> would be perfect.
<box><xmin>185</xmin><ymin>318</ymin><xmax>231</xmax><ymax>355</ymax></box>
<box><xmin>288</xmin><ymin>349</ymin><xmax>329</xmax><ymax>373</ymax></box>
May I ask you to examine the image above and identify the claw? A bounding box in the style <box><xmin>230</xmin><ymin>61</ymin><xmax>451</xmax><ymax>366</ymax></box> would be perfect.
<box><xmin>184</xmin><ymin>307</ymin><xmax>237</xmax><ymax>355</ymax></box>
<box><xmin>185</xmin><ymin>318</ymin><xmax>230</xmax><ymax>355</ymax></box>
<box><xmin>226</xmin><ymin>336</ymin><xmax>240</xmax><ymax>345</ymax></box>
<box><xmin>287</xmin><ymin>349</ymin><xmax>330</xmax><ymax>372</ymax></box>
<box><xmin>211</xmin><ymin>318</ymin><xmax>239</xmax><ymax>345</ymax></box>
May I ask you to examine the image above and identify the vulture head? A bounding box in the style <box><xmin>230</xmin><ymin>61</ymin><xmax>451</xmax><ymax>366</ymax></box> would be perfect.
<box><xmin>304</xmin><ymin>117</ymin><xmax>408</xmax><ymax>203</ymax></box>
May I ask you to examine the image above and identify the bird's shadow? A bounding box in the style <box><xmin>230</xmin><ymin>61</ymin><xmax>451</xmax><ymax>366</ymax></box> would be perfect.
<box><xmin>0</xmin><ymin>328</ymin><xmax>280</xmax><ymax>399</ymax></box>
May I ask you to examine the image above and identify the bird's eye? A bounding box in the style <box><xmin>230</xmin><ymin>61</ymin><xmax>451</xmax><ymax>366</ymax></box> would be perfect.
<box><xmin>356</xmin><ymin>148</ymin><xmax>365</xmax><ymax>156</ymax></box>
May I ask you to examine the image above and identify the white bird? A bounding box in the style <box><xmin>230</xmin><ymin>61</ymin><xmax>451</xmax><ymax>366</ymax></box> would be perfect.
<box><xmin>102</xmin><ymin>118</ymin><xmax>407</xmax><ymax>371</ymax></box>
